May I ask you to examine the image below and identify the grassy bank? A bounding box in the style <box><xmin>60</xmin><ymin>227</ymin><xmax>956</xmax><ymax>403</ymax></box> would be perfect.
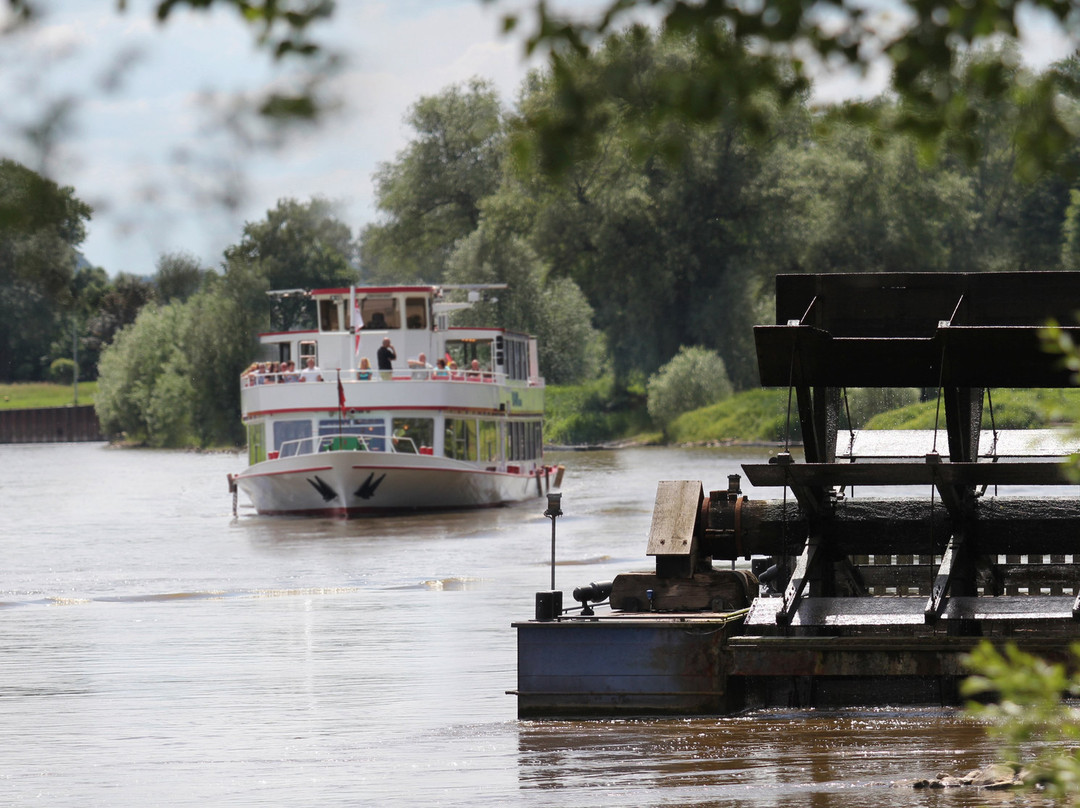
<box><xmin>548</xmin><ymin>381</ymin><xmax>1080</xmax><ymax>448</ymax></box>
<box><xmin>0</xmin><ymin>382</ymin><xmax>97</xmax><ymax>409</ymax></box>
<box><xmin>667</xmin><ymin>387</ymin><xmax>1080</xmax><ymax>444</ymax></box>
<box><xmin>545</xmin><ymin>377</ymin><xmax>654</xmax><ymax>446</ymax></box>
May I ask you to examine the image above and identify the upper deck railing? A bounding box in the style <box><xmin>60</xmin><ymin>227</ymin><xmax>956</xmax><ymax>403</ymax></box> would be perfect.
<box><xmin>241</xmin><ymin>367</ymin><xmax>541</xmax><ymax>387</ymax></box>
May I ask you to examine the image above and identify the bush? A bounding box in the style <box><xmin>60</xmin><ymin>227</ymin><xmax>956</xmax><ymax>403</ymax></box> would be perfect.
<box><xmin>544</xmin><ymin>375</ymin><xmax>651</xmax><ymax>445</ymax></box>
<box><xmin>48</xmin><ymin>358</ymin><xmax>76</xmax><ymax>385</ymax></box>
<box><xmin>646</xmin><ymin>346</ymin><xmax>733</xmax><ymax>431</ymax></box>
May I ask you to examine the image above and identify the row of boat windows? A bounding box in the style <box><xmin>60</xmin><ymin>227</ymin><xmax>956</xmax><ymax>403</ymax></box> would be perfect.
<box><xmin>266</xmin><ymin>417</ymin><xmax>543</xmax><ymax>462</ymax></box>
<box><xmin>319</xmin><ymin>296</ymin><xmax>429</xmax><ymax>332</ymax></box>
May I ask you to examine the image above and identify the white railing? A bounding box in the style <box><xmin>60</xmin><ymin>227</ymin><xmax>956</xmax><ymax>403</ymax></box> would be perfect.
<box><xmin>242</xmin><ymin>368</ymin><xmax>536</xmax><ymax>386</ymax></box>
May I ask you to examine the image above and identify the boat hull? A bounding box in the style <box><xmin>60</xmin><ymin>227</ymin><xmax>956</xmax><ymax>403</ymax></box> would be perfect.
<box><xmin>233</xmin><ymin>450</ymin><xmax>550</xmax><ymax>517</ymax></box>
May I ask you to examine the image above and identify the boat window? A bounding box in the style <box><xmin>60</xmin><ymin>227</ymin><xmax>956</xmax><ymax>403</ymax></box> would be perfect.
<box><xmin>404</xmin><ymin>297</ymin><xmax>428</xmax><ymax>330</ymax></box>
<box><xmin>362</xmin><ymin>297</ymin><xmax>399</xmax><ymax>330</ymax></box>
<box><xmin>444</xmin><ymin>339</ymin><xmax>493</xmax><ymax>370</ymax></box>
<box><xmin>392</xmin><ymin>417</ymin><xmax>434</xmax><ymax>454</ymax></box>
<box><xmin>318</xmin><ymin>418</ymin><xmax>386</xmax><ymax>451</ymax></box>
<box><xmin>319</xmin><ymin>300</ymin><xmax>342</xmax><ymax>332</ymax></box>
<box><xmin>479</xmin><ymin>420</ymin><xmax>499</xmax><ymax>462</ymax></box>
<box><xmin>275</xmin><ymin>342</ymin><xmax>292</xmax><ymax>364</ymax></box>
<box><xmin>508</xmin><ymin>419</ymin><xmax>543</xmax><ymax>461</ymax></box>
<box><xmin>444</xmin><ymin>417</ymin><xmax>478</xmax><ymax>461</ymax></box>
<box><xmin>299</xmin><ymin>341</ymin><xmax>318</xmax><ymax>368</ymax></box>
<box><xmin>274</xmin><ymin>420</ymin><xmax>313</xmax><ymax>457</ymax></box>
<box><xmin>503</xmin><ymin>337</ymin><xmax>528</xmax><ymax>381</ymax></box>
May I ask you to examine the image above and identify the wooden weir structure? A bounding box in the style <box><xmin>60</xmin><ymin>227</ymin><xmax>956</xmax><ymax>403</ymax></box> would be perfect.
<box><xmin>515</xmin><ymin>272</ymin><xmax>1080</xmax><ymax>717</ymax></box>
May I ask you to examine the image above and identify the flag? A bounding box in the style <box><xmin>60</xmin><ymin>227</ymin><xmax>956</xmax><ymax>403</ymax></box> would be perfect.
<box><xmin>337</xmin><ymin>370</ymin><xmax>346</xmax><ymax>415</ymax></box>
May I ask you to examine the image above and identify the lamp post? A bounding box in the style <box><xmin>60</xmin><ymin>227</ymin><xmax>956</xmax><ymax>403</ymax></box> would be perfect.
<box><xmin>535</xmin><ymin>492</ymin><xmax>564</xmax><ymax>621</ymax></box>
<box><xmin>544</xmin><ymin>492</ymin><xmax>562</xmax><ymax>590</ymax></box>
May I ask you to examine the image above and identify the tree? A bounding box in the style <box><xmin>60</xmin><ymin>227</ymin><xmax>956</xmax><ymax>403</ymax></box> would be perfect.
<box><xmin>502</xmin><ymin>0</ymin><xmax>1080</xmax><ymax>178</ymax></box>
<box><xmin>361</xmin><ymin>80</ymin><xmax>505</xmax><ymax>284</ymax></box>
<box><xmin>510</xmin><ymin>30</ymin><xmax>798</xmax><ymax>388</ymax></box>
<box><xmin>155</xmin><ymin>251</ymin><xmax>209</xmax><ymax>304</ymax></box>
<box><xmin>224</xmin><ymin>197</ymin><xmax>358</xmax><ymax>329</ymax></box>
<box><xmin>84</xmin><ymin>273</ymin><xmax>158</xmax><ymax>361</ymax></box>
<box><xmin>95</xmin><ymin>258</ymin><xmax>266</xmax><ymax>447</ymax></box>
<box><xmin>95</xmin><ymin>303</ymin><xmax>192</xmax><ymax>446</ymax></box>
<box><xmin>0</xmin><ymin>159</ymin><xmax>92</xmax><ymax>380</ymax></box>
<box><xmin>444</xmin><ymin>213</ymin><xmax>600</xmax><ymax>384</ymax></box>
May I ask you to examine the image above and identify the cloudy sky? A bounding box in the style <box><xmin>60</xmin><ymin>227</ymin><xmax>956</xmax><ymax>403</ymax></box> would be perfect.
<box><xmin>1</xmin><ymin>1</ymin><xmax>1075</xmax><ymax>277</ymax></box>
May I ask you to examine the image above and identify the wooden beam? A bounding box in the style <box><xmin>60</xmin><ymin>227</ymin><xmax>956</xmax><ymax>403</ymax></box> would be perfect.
<box><xmin>778</xmin><ymin>536</ymin><xmax>820</xmax><ymax>626</ymax></box>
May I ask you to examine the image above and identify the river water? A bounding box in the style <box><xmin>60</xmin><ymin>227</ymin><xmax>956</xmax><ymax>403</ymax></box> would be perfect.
<box><xmin>0</xmin><ymin>442</ymin><xmax>1022</xmax><ymax>806</ymax></box>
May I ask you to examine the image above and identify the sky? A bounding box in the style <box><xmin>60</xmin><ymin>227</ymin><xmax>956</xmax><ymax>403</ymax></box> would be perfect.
<box><xmin>1</xmin><ymin>1</ymin><xmax>1076</xmax><ymax>277</ymax></box>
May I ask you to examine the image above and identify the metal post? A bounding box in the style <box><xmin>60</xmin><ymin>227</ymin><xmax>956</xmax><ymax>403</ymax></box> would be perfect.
<box><xmin>544</xmin><ymin>492</ymin><xmax>562</xmax><ymax>590</ymax></box>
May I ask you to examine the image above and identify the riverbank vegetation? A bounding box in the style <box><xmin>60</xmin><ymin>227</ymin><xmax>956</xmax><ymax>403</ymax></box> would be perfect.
<box><xmin>0</xmin><ymin>381</ymin><xmax>98</xmax><ymax>410</ymax></box>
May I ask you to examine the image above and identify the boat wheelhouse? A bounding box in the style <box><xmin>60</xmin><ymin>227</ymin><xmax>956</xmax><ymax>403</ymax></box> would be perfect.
<box><xmin>229</xmin><ymin>285</ymin><xmax>562</xmax><ymax>516</ymax></box>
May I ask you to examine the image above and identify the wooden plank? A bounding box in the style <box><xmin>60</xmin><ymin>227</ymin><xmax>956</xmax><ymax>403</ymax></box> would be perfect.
<box><xmin>646</xmin><ymin>481</ymin><xmax>703</xmax><ymax>557</ymax></box>
<box><xmin>778</xmin><ymin>537</ymin><xmax>819</xmax><ymax>626</ymax></box>
<box><xmin>925</xmin><ymin>534</ymin><xmax>963</xmax><ymax>622</ymax></box>
<box><xmin>755</xmin><ymin>325</ymin><xmax>1080</xmax><ymax>388</ymax></box>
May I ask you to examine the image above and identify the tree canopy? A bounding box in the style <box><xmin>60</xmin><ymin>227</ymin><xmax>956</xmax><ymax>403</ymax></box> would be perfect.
<box><xmin>0</xmin><ymin>159</ymin><xmax>91</xmax><ymax>381</ymax></box>
<box><xmin>500</xmin><ymin>0</ymin><xmax>1080</xmax><ymax>178</ymax></box>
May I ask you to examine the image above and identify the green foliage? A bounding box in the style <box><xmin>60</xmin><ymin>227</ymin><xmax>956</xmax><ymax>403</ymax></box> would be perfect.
<box><xmin>95</xmin><ymin>255</ymin><xmax>267</xmax><ymax>447</ymax></box>
<box><xmin>511</xmin><ymin>31</ymin><xmax>795</xmax><ymax>389</ymax></box>
<box><xmin>84</xmin><ymin>273</ymin><xmax>158</xmax><ymax>361</ymax></box>
<box><xmin>48</xmin><ymin>358</ymin><xmax>75</xmax><ymax>385</ymax></box>
<box><xmin>666</xmin><ymin>388</ymin><xmax>794</xmax><ymax>444</ymax></box>
<box><xmin>544</xmin><ymin>376</ymin><xmax>650</xmax><ymax>445</ymax></box>
<box><xmin>842</xmin><ymin>389</ymin><xmax>921</xmax><ymax>429</ymax></box>
<box><xmin>95</xmin><ymin>304</ymin><xmax>190</xmax><ymax>446</ymax></box>
<box><xmin>225</xmin><ymin>197</ymin><xmax>357</xmax><ymax>329</ymax></box>
<box><xmin>0</xmin><ymin>159</ymin><xmax>92</xmax><ymax>382</ymax></box>
<box><xmin>862</xmin><ymin>389</ymin><xmax>1080</xmax><ymax>430</ymax></box>
<box><xmin>647</xmin><ymin>346</ymin><xmax>733</xmax><ymax>431</ymax></box>
<box><xmin>503</xmin><ymin>0</ymin><xmax>1080</xmax><ymax>179</ymax></box>
<box><xmin>362</xmin><ymin>80</ymin><xmax>505</xmax><ymax>284</ymax></box>
<box><xmin>443</xmin><ymin>208</ymin><xmax>601</xmax><ymax>384</ymax></box>
<box><xmin>963</xmin><ymin>641</ymin><xmax>1080</xmax><ymax>798</ymax></box>
<box><xmin>154</xmin><ymin>251</ymin><xmax>209</xmax><ymax>304</ymax></box>
<box><xmin>0</xmin><ymin>381</ymin><xmax>97</xmax><ymax>408</ymax></box>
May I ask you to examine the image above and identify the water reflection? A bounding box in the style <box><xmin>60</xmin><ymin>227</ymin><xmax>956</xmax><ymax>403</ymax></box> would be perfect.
<box><xmin>517</xmin><ymin>709</ymin><xmax>1003</xmax><ymax>806</ymax></box>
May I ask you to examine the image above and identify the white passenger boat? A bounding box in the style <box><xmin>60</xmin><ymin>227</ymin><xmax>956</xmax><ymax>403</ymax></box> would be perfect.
<box><xmin>229</xmin><ymin>285</ymin><xmax>563</xmax><ymax>517</ymax></box>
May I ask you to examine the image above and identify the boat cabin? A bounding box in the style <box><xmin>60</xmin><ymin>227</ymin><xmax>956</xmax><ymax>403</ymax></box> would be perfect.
<box><xmin>238</xmin><ymin>285</ymin><xmax>546</xmax><ymax>474</ymax></box>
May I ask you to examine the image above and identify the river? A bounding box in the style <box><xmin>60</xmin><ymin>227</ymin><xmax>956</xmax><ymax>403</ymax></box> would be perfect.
<box><xmin>0</xmin><ymin>442</ymin><xmax>1013</xmax><ymax>806</ymax></box>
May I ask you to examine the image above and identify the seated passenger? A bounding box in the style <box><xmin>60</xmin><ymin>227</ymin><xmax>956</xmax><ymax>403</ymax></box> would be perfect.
<box><xmin>299</xmin><ymin>357</ymin><xmax>323</xmax><ymax>382</ymax></box>
<box><xmin>368</xmin><ymin>312</ymin><xmax>388</xmax><ymax>329</ymax></box>
<box><xmin>433</xmin><ymin>358</ymin><xmax>449</xmax><ymax>379</ymax></box>
<box><xmin>408</xmin><ymin>352</ymin><xmax>432</xmax><ymax>380</ymax></box>
<box><xmin>357</xmin><ymin>356</ymin><xmax>373</xmax><ymax>381</ymax></box>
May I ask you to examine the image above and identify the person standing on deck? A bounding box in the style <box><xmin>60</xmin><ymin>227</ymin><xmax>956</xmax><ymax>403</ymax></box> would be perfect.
<box><xmin>377</xmin><ymin>337</ymin><xmax>396</xmax><ymax>381</ymax></box>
